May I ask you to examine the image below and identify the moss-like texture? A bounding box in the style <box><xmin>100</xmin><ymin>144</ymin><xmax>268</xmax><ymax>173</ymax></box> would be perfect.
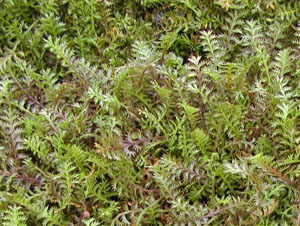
<box><xmin>0</xmin><ymin>0</ymin><xmax>300</xmax><ymax>225</ymax></box>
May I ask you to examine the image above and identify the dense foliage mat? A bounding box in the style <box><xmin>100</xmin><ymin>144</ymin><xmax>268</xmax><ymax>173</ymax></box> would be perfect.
<box><xmin>0</xmin><ymin>0</ymin><xmax>300</xmax><ymax>225</ymax></box>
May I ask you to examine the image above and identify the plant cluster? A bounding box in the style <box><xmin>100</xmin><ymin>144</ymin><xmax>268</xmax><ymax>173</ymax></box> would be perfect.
<box><xmin>0</xmin><ymin>0</ymin><xmax>300</xmax><ymax>225</ymax></box>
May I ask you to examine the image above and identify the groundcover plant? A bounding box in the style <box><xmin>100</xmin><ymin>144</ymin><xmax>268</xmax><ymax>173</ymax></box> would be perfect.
<box><xmin>0</xmin><ymin>0</ymin><xmax>300</xmax><ymax>225</ymax></box>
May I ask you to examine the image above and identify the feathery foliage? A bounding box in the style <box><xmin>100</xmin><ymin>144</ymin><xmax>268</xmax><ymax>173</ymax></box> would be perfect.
<box><xmin>0</xmin><ymin>0</ymin><xmax>300</xmax><ymax>225</ymax></box>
